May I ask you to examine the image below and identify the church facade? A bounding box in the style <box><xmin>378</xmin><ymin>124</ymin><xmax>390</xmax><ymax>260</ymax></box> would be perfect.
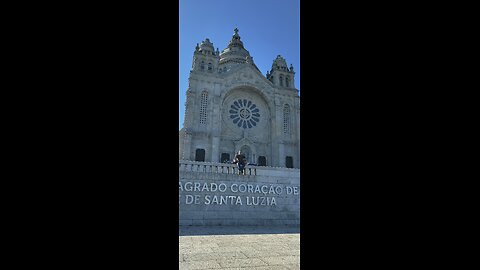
<box><xmin>179</xmin><ymin>29</ymin><xmax>300</xmax><ymax>169</ymax></box>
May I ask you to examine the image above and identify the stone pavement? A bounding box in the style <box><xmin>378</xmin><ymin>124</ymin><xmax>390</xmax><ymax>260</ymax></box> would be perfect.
<box><xmin>179</xmin><ymin>226</ymin><xmax>300</xmax><ymax>270</ymax></box>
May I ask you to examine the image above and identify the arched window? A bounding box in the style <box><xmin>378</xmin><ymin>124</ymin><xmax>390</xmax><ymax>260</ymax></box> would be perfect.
<box><xmin>258</xmin><ymin>156</ymin><xmax>267</xmax><ymax>166</ymax></box>
<box><xmin>286</xmin><ymin>156</ymin><xmax>293</xmax><ymax>168</ymax></box>
<box><xmin>208</xmin><ymin>63</ymin><xmax>212</xmax><ymax>71</ymax></box>
<box><xmin>286</xmin><ymin>76</ymin><xmax>290</xmax><ymax>87</ymax></box>
<box><xmin>200</xmin><ymin>91</ymin><xmax>208</xmax><ymax>124</ymax></box>
<box><xmin>283</xmin><ymin>104</ymin><xmax>291</xmax><ymax>134</ymax></box>
<box><xmin>195</xmin><ymin>149</ymin><xmax>205</xmax><ymax>162</ymax></box>
<box><xmin>221</xmin><ymin>153</ymin><xmax>230</xmax><ymax>163</ymax></box>
<box><xmin>200</xmin><ymin>61</ymin><xmax>205</xmax><ymax>70</ymax></box>
<box><xmin>279</xmin><ymin>75</ymin><xmax>284</xmax><ymax>86</ymax></box>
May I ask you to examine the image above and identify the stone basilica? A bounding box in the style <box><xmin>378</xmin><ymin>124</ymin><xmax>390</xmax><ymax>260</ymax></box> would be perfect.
<box><xmin>179</xmin><ymin>29</ymin><xmax>300</xmax><ymax>168</ymax></box>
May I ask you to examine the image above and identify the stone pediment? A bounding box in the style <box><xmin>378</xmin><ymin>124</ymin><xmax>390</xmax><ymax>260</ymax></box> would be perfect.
<box><xmin>222</xmin><ymin>64</ymin><xmax>273</xmax><ymax>90</ymax></box>
<box><xmin>236</xmin><ymin>137</ymin><xmax>253</xmax><ymax>147</ymax></box>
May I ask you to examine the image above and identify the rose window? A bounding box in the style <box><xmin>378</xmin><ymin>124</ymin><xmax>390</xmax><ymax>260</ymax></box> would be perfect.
<box><xmin>229</xmin><ymin>99</ymin><xmax>260</xmax><ymax>129</ymax></box>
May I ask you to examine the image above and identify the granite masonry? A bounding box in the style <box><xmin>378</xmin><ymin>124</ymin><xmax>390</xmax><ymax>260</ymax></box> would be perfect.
<box><xmin>179</xmin><ymin>160</ymin><xmax>299</xmax><ymax>226</ymax></box>
<box><xmin>179</xmin><ymin>29</ymin><xmax>300</xmax><ymax>227</ymax></box>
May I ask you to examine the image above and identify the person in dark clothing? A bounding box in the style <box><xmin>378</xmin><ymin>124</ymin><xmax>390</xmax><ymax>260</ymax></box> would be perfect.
<box><xmin>233</xmin><ymin>150</ymin><xmax>246</xmax><ymax>175</ymax></box>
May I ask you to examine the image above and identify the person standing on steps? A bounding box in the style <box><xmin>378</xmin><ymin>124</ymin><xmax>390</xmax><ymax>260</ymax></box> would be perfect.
<box><xmin>233</xmin><ymin>150</ymin><xmax>246</xmax><ymax>175</ymax></box>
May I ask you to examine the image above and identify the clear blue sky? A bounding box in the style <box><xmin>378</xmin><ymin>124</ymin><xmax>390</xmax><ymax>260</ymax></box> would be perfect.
<box><xmin>179</xmin><ymin>0</ymin><xmax>300</xmax><ymax>130</ymax></box>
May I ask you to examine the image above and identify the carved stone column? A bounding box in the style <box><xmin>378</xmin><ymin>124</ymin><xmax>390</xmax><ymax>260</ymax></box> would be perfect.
<box><xmin>211</xmin><ymin>136</ymin><xmax>220</xmax><ymax>163</ymax></box>
<box><xmin>278</xmin><ymin>142</ymin><xmax>285</xmax><ymax>167</ymax></box>
<box><xmin>182</xmin><ymin>132</ymin><xmax>192</xmax><ymax>160</ymax></box>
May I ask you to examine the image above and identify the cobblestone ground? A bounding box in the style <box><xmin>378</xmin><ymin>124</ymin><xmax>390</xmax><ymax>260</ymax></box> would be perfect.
<box><xmin>179</xmin><ymin>226</ymin><xmax>300</xmax><ymax>270</ymax></box>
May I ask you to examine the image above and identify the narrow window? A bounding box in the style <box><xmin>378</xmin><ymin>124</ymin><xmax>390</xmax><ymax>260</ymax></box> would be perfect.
<box><xmin>200</xmin><ymin>91</ymin><xmax>208</xmax><ymax>124</ymax></box>
<box><xmin>279</xmin><ymin>75</ymin><xmax>284</xmax><ymax>86</ymax></box>
<box><xmin>286</xmin><ymin>77</ymin><xmax>290</xmax><ymax>87</ymax></box>
<box><xmin>200</xmin><ymin>61</ymin><xmax>205</xmax><ymax>70</ymax></box>
<box><xmin>283</xmin><ymin>104</ymin><xmax>290</xmax><ymax>134</ymax></box>
<box><xmin>208</xmin><ymin>62</ymin><xmax>212</xmax><ymax>71</ymax></box>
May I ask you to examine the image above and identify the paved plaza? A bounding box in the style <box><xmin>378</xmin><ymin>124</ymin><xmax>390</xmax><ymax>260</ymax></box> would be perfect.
<box><xmin>179</xmin><ymin>226</ymin><xmax>300</xmax><ymax>270</ymax></box>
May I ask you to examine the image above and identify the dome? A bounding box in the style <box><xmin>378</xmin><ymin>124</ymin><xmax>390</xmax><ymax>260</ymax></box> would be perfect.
<box><xmin>219</xmin><ymin>28</ymin><xmax>252</xmax><ymax>65</ymax></box>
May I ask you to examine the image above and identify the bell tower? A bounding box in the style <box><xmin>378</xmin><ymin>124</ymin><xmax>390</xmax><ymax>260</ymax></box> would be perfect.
<box><xmin>267</xmin><ymin>55</ymin><xmax>295</xmax><ymax>89</ymax></box>
<box><xmin>192</xmin><ymin>38</ymin><xmax>220</xmax><ymax>73</ymax></box>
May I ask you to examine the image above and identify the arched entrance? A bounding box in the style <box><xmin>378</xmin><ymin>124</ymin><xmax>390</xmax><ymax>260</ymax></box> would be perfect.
<box><xmin>234</xmin><ymin>137</ymin><xmax>256</xmax><ymax>165</ymax></box>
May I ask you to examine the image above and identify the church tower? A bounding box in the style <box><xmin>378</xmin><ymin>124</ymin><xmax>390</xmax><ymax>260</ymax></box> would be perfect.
<box><xmin>267</xmin><ymin>55</ymin><xmax>295</xmax><ymax>89</ymax></box>
<box><xmin>192</xmin><ymin>38</ymin><xmax>220</xmax><ymax>73</ymax></box>
<box><xmin>180</xmin><ymin>29</ymin><xmax>300</xmax><ymax>168</ymax></box>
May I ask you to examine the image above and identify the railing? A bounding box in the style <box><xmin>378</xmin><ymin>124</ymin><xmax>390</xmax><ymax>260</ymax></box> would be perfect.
<box><xmin>179</xmin><ymin>160</ymin><xmax>257</xmax><ymax>175</ymax></box>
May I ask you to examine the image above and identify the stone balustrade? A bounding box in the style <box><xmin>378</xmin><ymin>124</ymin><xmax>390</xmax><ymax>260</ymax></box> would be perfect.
<box><xmin>179</xmin><ymin>160</ymin><xmax>299</xmax><ymax>177</ymax></box>
<box><xmin>179</xmin><ymin>160</ymin><xmax>255</xmax><ymax>175</ymax></box>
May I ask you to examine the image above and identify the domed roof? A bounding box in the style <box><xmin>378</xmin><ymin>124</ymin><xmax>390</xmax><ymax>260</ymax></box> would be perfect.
<box><xmin>219</xmin><ymin>28</ymin><xmax>252</xmax><ymax>64</ymax></box>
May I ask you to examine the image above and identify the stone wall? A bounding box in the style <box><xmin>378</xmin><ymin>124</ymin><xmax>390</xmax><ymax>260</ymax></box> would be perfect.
<box><xmin>179</xmin><ymin>160</ymin><xmax>300</xmax><ymax>226</ymax></box>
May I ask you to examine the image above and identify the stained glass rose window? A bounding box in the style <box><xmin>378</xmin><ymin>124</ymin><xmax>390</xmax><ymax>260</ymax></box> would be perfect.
<box><xmin>229</xmin><ymin>99</ymin><xmax>260</xmax><ymax>129</ymax></box>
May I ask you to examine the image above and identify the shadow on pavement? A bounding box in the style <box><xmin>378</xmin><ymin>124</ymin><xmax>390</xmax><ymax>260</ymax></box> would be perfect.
<box><xmin>179</xmin><ymin>225</ymin><xmax>300</xmax><ymax>236</ymax></box>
